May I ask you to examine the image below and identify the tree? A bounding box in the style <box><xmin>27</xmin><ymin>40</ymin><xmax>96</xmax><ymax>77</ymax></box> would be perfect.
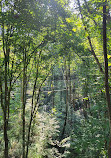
<box><xmin>103</xmin><ymin>1</ymin><xmax>111</xmax><ymax>157</ymax></box>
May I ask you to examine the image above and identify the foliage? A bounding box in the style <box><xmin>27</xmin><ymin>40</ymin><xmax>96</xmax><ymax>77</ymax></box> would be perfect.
<box><xmin>66</xmin><ymin>116</ymin><xmax>109</xmax><ymax>157</ymax></box>
<box><xmin>28</xmin><ymin>112</ymin><xmax>61</xmax><ymax>158</ymax></box>
<box><xmin>0</xmin><ymin>0</ymin><xmax>111</xmax><ymax>158</ymax></box>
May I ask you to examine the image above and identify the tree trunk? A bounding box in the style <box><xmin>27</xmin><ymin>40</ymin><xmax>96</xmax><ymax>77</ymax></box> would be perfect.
<box><xmin>61</xmin><ymin>59</ymin><xmax>68</xmax><ymax>140</ymax></box>
<box><xmin>52</xmin><ymin>68</ymin><xmax>55</xmax><ymax>108</ymax></box>
<box><xmin>103</xmin><ymin>2</ymin><xmax>111</xmax><ymax>157</ymax></box>
<box><xmin>4</xmin><ymin>48</ymin><xmax>9</xmax><ymax>158</ymax></box>
<box><xmin>26</xmin><ymin>51</ymin><xmax>41</xmax><ymax>158</ymax></box>
<box><xmin>22</xmin><ymin>48</ymin><xmax>27</xmax><ymax>158</ymax></box>
<box><xmin>2</xmin><ymin>18</ymin><xmax>9</xmax><ymax>158</ymax></box>
<box><xmin>68</xmin><ymin>57</ymin><xmax>73</xmax><ymax>124</ymax></box>
<box><xmin>60</xmin><ymin>74</ymin><xmax>63</xmax><ymax>109</ymax></box>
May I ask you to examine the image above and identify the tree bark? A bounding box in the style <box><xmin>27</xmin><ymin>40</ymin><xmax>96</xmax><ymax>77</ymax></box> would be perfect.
<box><xmin>22</xmin><ymin>47</ymin><xmax>27</xmax><ymax>158</ymax></box>
<box><xmin>103</xmin><ymin>2</ymin><xmax>111</xmax><ymax>157</ymax></box>
<box><xmin>61</xmin><ymin>59</ymin><xmax>68</xmax><ymax>140</ymax></box>
<box><xmin>26</xmin><ymin>51</ymin><xmax>41</xmax><ymax>158</ymax></box>
<box><xmin>52</xmin><ymin>68</ymin><xmax>55</xmax><ymax>108</ymax></box>
<box><xmin>4</xmin><ymin>53</ymin><xmax>8</xmax><ymax>158</ymax></box>
<box><xmin>2</xmin><ymin>17</ymin><xmax>9</xmax><ymax>158</ymax></box>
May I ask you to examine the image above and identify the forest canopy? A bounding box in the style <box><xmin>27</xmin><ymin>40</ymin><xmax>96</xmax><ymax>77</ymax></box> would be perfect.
<box><xmin>0</xmin><ymin>0</ymin><xmax>111</xmax><ymax>158</ymax></box>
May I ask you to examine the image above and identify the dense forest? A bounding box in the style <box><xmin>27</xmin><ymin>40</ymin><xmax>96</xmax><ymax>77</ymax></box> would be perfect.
<box><xmin>0</xmin><ymin>0</ymin><xmax>111</xmax><ymax>157</ymax></box>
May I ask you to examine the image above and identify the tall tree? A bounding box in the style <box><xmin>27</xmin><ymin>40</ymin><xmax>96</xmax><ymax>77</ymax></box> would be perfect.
<box><xmin>103</xmin><ymin>1</ymin><xmax>111</xmax><ymax>157</ymax></box>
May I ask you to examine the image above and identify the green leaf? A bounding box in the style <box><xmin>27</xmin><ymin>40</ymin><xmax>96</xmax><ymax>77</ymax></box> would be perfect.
<box><xmin>108</xmin><ymin>63</ymin><xmax>111</xmax><ymax>67</ymax></box>
<box><xmin>107</xmin><ymin>55</ymin><xmax>111</xmax><ymax>59</ymax></box>
<box><xmin>72</xmin><ymin>28</ymin><xmax>76</xmax><ymax>32</ymax></box>
<box><xmin>83</xmin><ymin>97</ymin><xmax>89</xmax><ymax>100</ymax></box>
